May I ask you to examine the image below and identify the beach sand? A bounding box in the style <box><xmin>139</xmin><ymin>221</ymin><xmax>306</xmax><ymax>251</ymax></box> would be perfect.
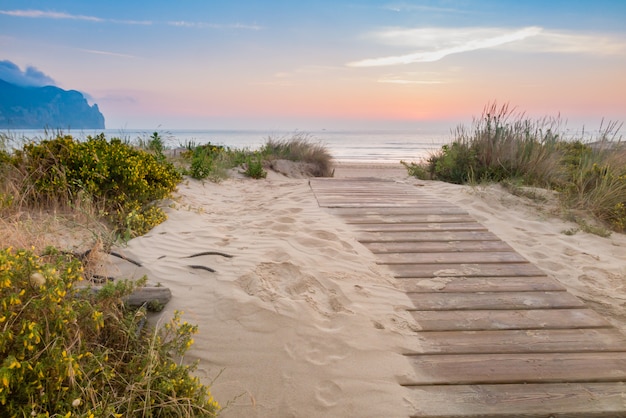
<box><xmin>108</xmin><ymin>162</ymin><xmax>626</xmax><ymax>417</ymax></box>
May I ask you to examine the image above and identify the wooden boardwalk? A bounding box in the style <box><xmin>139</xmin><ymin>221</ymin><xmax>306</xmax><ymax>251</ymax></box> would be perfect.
<box><xmin>309</xmin><ymin>177</ymin><xmax>626</xmax><ymax>418</ymax></box>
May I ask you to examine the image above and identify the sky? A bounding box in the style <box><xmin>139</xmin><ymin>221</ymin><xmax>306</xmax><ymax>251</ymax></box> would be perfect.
<box><xmin>1</xmin><ymin>0</ymin><xmax>626</xmax><ymax>131</ymax></box>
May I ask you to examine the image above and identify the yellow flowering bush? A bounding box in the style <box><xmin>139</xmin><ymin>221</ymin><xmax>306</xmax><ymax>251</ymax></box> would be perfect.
<box><xmin>0</xmin><ymin>247</ymin><xmax>220</xmax><ymax>417</ymax></box>
<box><xmin>10</xmin><ymin>134</ymin><xmax>182</xmax><ymax>236</ymax></box>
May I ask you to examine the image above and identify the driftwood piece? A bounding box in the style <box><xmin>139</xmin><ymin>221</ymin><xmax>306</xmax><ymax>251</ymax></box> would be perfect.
<box><xmin>87</xmin><ymin>284</ymin><xmax>172</xmax><ymax>309</ymax></box>
<box><xmin>123</xmin><ymin>285</ymin><xmax>172</xmax><ymax>308</ymax></box>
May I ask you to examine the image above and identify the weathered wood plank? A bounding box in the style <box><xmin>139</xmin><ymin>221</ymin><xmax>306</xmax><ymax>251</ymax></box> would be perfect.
<box><xmin>410</xmin><ymin>309</ymin><xmax>611</xmax><ymax>331</ymax></box>
<box><xmin>319</xmin><ymin>202</ymin><xmax>429</xmax><ymax>208</ymax></box>
<box><xmin>352</xmin><ymin>222</ymin><xmax>488</xmax><ymax>232</ymax></box>
<box><xmin>397</xmin><ymin>276</ymin><xmax>564</xmax><ymax>293</ymax></box>
<box><xmin>401</xmin><ymin>352</ymin><xmax>626</xmax><ymax>385</ymax></box>
<box><xmin>407</xmin><ymin>328</ymin><xmax>626</xmax><ymax>354</ymax></box>
<box><xmin>341</xmin><ymin>214</ymin><xmax>477</xmax><ymax>224</ymax></box>
<box><xmin>405</xmin><ymin>383</ymin><xmax>626</xmax><ymax>418</ymax></box>
<box><xmin>377</xmin><ymin>251</ymin><xmax>528</xmax><ymax>264</ymax></box>
<box><xmin>407</xmin><ymin>291</ymin><xmax>585</xmax><ymax>310</ymax></box>
<box><xmin>310</xmin><ymin>178</ymin><xmax>626</xmax><ymax>417</ymax></box>
<box><xmin>328</xmin><ymin>206</ymin><xmax>469</xmax><ymax>216</ymax></box>
<box><xmin>358</xmin><ymin>230</ymin><xmax>502</xmax><ymax>243</ymax></box>
<box><xmin>390</xmin><ymin>262</ymin><xmax>546</xmax><ymax>278</ymax></box>
<box><xmin>88</xmin><ymin>285</ymin><xmax>172</xmax><ymax>308</ymax></box>
<box><xmin>365</xmin><ymin>240</ymin><xmax>515</xmax><ymax>254</ymax></box>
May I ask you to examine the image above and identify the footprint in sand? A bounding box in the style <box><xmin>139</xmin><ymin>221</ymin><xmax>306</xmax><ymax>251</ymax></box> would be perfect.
<box><xmin>315</xmin><ymin>381</ymin><xmax>342</xmax><ymax>407</ymax></box>
<box><xmin>283</xmin><ymin>335</ymin><xmax>349</xmax><ymax>366</ymax></box>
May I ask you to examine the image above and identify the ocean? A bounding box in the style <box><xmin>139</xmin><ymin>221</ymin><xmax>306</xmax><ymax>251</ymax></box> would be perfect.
<box><xmin>3</xmin><ymin>128</ymin><xmax>454</xmax><ymax>163</ymax></box>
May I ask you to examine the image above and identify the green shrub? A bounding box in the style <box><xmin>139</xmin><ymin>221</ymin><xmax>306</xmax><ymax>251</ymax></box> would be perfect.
<box><xmin>9</xmin><ymin>134</ymin><xmax>181</xmax><ymax>236</ymax></box>
<box><xmin>261</xmin><ymin>134</ymin><xmax>334</xmax><ymax>177</ymax></box>
<box><xmin>0</xmin><ymin>247</ymin><xmax>220</xmax><ymax>417</ymax></box>
<box><xmin>400</xmin><ymin>160</ymin><xmax>430</xmax><ymax>180</ymax></box>
<box><xmin>185</xmin><ymin>143</ymin><xmax>226</xmax><ymax>180</ymax></box>
<box><xmin>243</xmin><ymin>153</ymin><xmax>267</xmax><ymax>179</ymax></box>
<box><xmin>403</xmin><ymin>103</ymin><xmax>626</xmax><ymax>232</ymax></box>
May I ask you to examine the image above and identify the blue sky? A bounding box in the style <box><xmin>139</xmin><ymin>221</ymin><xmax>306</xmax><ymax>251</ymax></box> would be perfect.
<box><xmin>1</xmin><ymin>0</ymin><xmax>625</xmax><ymax>130</ymax></box>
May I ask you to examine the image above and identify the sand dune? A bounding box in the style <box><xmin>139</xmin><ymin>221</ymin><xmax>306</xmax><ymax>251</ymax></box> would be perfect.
<box><xmin>106</xmin><ymin>164</ymin><xmax>626</xmax><ymax>417</ymax></box>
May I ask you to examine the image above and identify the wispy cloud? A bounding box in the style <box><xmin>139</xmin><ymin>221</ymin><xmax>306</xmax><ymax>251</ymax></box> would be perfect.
<box><xmin>349</xmin><ymin>26</ymin><xmax>542</xmax><ymax>67</ymax></box>
<box><xmin>0</xmin><ymin>9</ymin><xmax>102</xmax><ymax>21</ymax></box>
<box><xmin>382</xmin><ymin>2</ymin><xmax>467</xmax><ymax>14</ymax></box>
<box><xmin>378</xmin><ymin>72</ymin><xmax>447</xmax><ymax>84</ymax></box>
<box><xmin>379</xmin><ymin>78</ymin><xmax>444</xmax><ymax>84</ymax></box>
<box><xmin>349</xmin><ymin>26</ymin><xmax>626</xmax><ymax>68</ymax></box>
<box><xmin>76</xmin><ymin>48</ymin><xmax>136</xmax><ymax>59</ymax></box>
<box><xmin>168</xmin><ymin>21</ymin><xmax>262</xmax><ymax>30</ymax></box>
<box><xmin>0</xmin><ymin>9</ymin><xmax>151</xmax><ymax>25</ymax></box>
<box><xmin>509</xmin><ymin>30</ymin><xmax>626</xmax><ymax>55</ymax></box>
<box><xmin>1</xmin><ymin>9</ymin><xmax>262</xmax><ymax>30</ymax></box>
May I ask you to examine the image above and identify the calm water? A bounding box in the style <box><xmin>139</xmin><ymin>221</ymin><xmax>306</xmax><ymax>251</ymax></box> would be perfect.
<box><xmin>3</xmin><ymin>128</ymin><xmax>452</xmax><ymax>163</ymax></box>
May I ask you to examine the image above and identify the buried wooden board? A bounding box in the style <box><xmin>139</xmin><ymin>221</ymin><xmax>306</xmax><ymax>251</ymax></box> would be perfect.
<box><xmin>364</xmin><ymin>240</ymin><xmax>516</xmax><ymax>254</ymax></box>
<box><xmin>87</xmin><ymin>285</ymin><xmax>172</xmax><ymax>308</ymax></box>
<box><xmin>409</xmin><ymin>309</ymin><xmax>612</xmax><ymax>331</ymax></box>
<box><xmin>389</xmin><ymin>262</ymin><xmax>546</xmax><ymax>278</ymax></box>
<box><xmin>401</xmin><ymin>352</ymin><xmax>626</xmax><ymax>385</ymax></box>
<box><xmin>377</xmin><ymin>251</ymin><xmax>528</xmax><ymax>265</ymax></box>
<box><xmin>407</xmin><ymin>291</ymin><xmax>585</xmax><ymax>311</ymax></box>
<box><xmin>405</xmin><ymin>382</ymin><xmax>626</xmax><ymax>418</ymax></box>
<box><xmin>351</xmin><ymin>222</ymin><xmax>488</xmax><ymax>232</ymax></box>
<box><xmin>397</xmin><ymin>276</ymin><xmax>564</xmax><ymax>293</ymax></box>
<box><xmin>358</xmin><ymin>230</ymin><xmax>502</xmax><ymax>243</ymax></box>
<box><xmin>406</xmin><ymin>328</ymin><xmax>626</xmax><ymax>354</ymax></box>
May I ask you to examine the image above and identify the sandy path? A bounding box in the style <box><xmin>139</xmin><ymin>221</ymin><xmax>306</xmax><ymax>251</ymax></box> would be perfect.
<box><xmin>109</xmin><ymin>163</ymin><xmax>625</xmax><ymax>417</ymax></box>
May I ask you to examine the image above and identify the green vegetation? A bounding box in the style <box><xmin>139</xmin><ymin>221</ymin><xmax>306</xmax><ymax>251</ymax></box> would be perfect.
<box><xmin>403</xmin><ymin>103</ymin><xmax>626</xmax><ymax>233</ymax></box>
<box><xmin>260</xmin><ymin>134</ymin><xmax>334</xmax><ymax>177</ymax></box>
<box><xmin>0</xmin><ymin>129</ymin><xmax>334</xmax><ymax>417</ymax></box>
<box><xmin>176</xmin><ymin>133</ymin><xmax>333</xmax><ymax>180</ymax></box>
<box><xmin>0</xmin><ymin>247</ymin><xmax>219</xmax><ymax>417</ymax></box>
<box><xmin>3</xmin><ymin>134</ymin><xmax>181</xmax><ymax>237</ymax></box>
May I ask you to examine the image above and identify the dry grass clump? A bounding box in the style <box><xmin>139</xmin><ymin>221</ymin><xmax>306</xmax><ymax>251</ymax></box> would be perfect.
<box><xmin>403</xmin><ymin>103</ymin><xmax>626</xmax><ymax>233</ymax></box>
<box><xmin>262</xmin><ymin>133</ymin><xmax>334</xmax><ymax>177</ymax></box>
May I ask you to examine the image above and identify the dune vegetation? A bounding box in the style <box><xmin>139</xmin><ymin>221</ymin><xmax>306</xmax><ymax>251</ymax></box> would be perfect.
<box><xmin>0</xmin><ymin>131</ymin><xmax>333</xmax><ymax>417</ymax></box>
<box><xmin>403</xmin><ymin>103</ymin><xmax>626</xmax><ymax>234</ymax></box>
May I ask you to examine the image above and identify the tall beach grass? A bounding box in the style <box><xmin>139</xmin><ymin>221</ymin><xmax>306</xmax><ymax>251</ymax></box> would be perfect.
<box><xmin>403</xmin><ymin>103</ymin><xmax>625</xmax><ymax>233</ymax></box>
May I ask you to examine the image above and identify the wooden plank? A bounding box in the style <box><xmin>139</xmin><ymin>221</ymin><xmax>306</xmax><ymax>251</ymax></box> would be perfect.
<box><xmin>406</xmin><ymin>383</ymin><xmax>626</xmax><ymax>418</ymax></box>
<box><xmin>352</xmin><ymin>222</ymin><xmax>487</xmax><ymax>232</ymax></box>
<box><xmin>318</xmin><ymin>202</ymin><xmax>427</xmax><ymax>208</ymax></box>
<box><xmin>407</xmin><ymin>291</ymin><xmax>585</xmax><ymax>311</ymax></box>
<box><xmin>390</xmin><ymin>262</ymin><xmax>546</xmax><ymax>278</ymax></box>
<box><xmin>377</xmin><ymin>251</ymin><xmax>528</xmax><ymax>264</ymax></box>
<box><xmin>310</xmin><ymin>179</ymin><xmax>626</xmax><ymax>417</ymax></box>
<box><xmin>328</xmin><ymin>206</ymin><xmax>469</xmax><ymax>216</ymax></box>
<box><xmin>358</xmin><ymin>230</ymin><xmax>502</xmax><ymax>243</ymax></box>
<box><xmin>317</xmin><ymin>197</ymin><xmax>450</xmax><ymax>205</ymax></box>
<box><xmin>407</xmin><ymin>328</ymin><xmax>626</xmax><ymax>354</ymax></box>
<box><xmin>364</xmin><ymin>240</ymin><xmax>515</xmax><ymax>254</ymax></box>
<box><xmin>398</xmin><ymin>276</ymin><xmax>564</xmax><ymax>293</ymax></box>
<box><xmin>410</xmin><ymin>309</ymin><xmax>612</xmax><ymax>331</ymax></box>
<box><xmin>401</xmin><ymin>352</ymin><xmax>626</xmax><ymax>385</ymax></box>
<box><xmin>341</xmin><ymin>214</ymin><xmax>476</xmax><ymax>224</ymax></box>
<box><xmin>89</xmin><ymin>285</ymin><xmax>172</xmax><ymax>309</ymax></box>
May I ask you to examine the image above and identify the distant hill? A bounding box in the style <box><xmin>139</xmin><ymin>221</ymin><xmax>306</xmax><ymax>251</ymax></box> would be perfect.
<box><xmin>0</xmin><ymin>79</ymin><xmax>105</xmax><ymax>129</ymax></box>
